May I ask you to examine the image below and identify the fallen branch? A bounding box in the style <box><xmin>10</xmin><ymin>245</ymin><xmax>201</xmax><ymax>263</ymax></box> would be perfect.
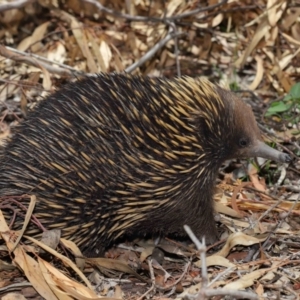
<box><xmin>0</xmin><ymin>45</ymin><xmax>81</xmax><ymax>77</ymax></box>
<box><xmin>184</xmin><ymin>225</ymin><xmax>259</xmax><ymax>300</ymax></box>
<box><xmin>0</xmin><ymin>0</ymin><xmax>36</xmax><ymax>12</ymax></box>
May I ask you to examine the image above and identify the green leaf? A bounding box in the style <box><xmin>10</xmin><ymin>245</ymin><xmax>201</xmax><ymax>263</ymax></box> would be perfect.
<box><xmin>283</xmin><ymin>94</ymin><xmax>292</xmax><ymax>101</ymax></box>
<box><xmin>289</xmin><ymin>82</ymin><xmax>300</xmax><ymax>99</ymax></box>
<box><xmin>283</xmin><ymin>82</ymin><xmax>300</xmax><ymax>102</ymax></box>
<box><xmin>265</xmin><ymin>101</ymin><xmax>292</xmax><ymax>116</ymax></box>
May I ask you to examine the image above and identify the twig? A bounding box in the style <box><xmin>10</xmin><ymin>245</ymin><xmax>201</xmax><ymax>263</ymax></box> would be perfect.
<box><xmin>125</xmin><ymin>29</ymin><xmax>184</xmax><ymax>73</ymax></box>
<box><xmin>252</xmin><ymin>189</ymin><xmax>300</xmax><ymax>261</ymax></box>
<box><xmin>259</xmin><ymin>125</ymin><xmax>293</xmax><ymax>156</ymax></box>
<box><xmin>158</xmin><ymin>260</ymin><xmax>191</xmax><ymax>292</ymax></box>
<box><xmin>137</xmin><ymin>259</ymin><xmax>156</xmax><ymax>300</ymax></box>
<box><xmin>166</xmin><ymin>21</ymin><xmax>181</xmax><ymax>77</ymax></box>
<box><xmin>81</xmin><ymin>0</ymin><xmax>229</xmax><ymax>23</ymax></box>
<box><xmin>169</xmin><ymin>0</ymin><xmax>229</xmax><ymax>21</ymax></box>
<box><xmin>256</xmin><ymin>198</ymin><xmax>284</xmax><ymax>223</ymax></box>
<box><xmin>2</xmin><ymin>26</ymin><xmax>183</xmax><ymax>75</ymax></box>
<box><xmin>285</xmin><ymin>285</ymin><xmax>300</xmax><ymax>300</ymax></box>
<box><xmin>276</xmin><ymin>164</ymin><xmax>287</xmax><ymax>186</ymax></box>
<box><xmin>184</xmin><ymin>225</ymin><xmax>208</xmax><ymax>288</ymax></box>
<box><xmin>0</xmin><ymin>45</ymin><xmax>83</xmax><ymax>77</ymax></box>
<box><xmin>0</xmin><ymin>196</ymin><xmax>47</xmax><ymax>231</ymax></box>
<box><xmin>271</xmin><ymin>163</ymin><xmax>288</xmax><ymax>196</ymax></box>
<box><xmin>0</xmin><ymin>0</ymin><xmax>36</xmax><ymax>12</ymax></box>
<box><xmin>208</xmin><ymin>266</ymin><xmax>234</xmax><ymax>287</ymax></box>
<box><xmin>281</xmin><ymin>185</ymin><xmax>300</xmax><ymax>192</ymax></box>
<box><xmin>0</xmin><ymin>282</ymin><xmax>33</xmax><ymax>292</ymax></box>
<box><xmin>5</xmin><ymin>46</ymin><xmax>85</xmax><ymax>75</ymax></box>
<box><xmin>183</xmin><ymin>225</ymin><xmax>258</xmax><ymax>300</ymax></box>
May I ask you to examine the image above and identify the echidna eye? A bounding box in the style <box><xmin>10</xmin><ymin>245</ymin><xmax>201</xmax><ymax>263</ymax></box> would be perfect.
<box><xmin>239</xmin><ymin>138</ymin><xmax>248</xmax><ymax>148</ymax></box>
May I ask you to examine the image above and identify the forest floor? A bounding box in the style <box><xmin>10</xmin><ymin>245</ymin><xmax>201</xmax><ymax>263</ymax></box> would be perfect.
<box><xmin>0</xmin><ymin>0</ymin><xmax>300</xmax><ymax>299</ymax></box>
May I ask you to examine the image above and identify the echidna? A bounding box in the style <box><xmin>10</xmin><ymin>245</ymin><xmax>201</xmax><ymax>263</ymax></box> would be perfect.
<box><xmin>0</xmin><ymin>74</ymin><xmax>290</xmax><ymax>255</ymax></box>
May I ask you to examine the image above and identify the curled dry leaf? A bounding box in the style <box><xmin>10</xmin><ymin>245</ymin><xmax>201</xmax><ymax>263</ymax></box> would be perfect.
<box><xmin>248</xmin><ymin>164</ymin><xmax>266</xmax><ymax>192</ymax></box>
<box><xmin>194</xmin><ymin>255</ymin><xmax>235</xmax><ymax>268</ymax></box>
<box><xmin>248</xmin><ymin>55</ymin><xmax>264</xmax><ymax>90</ymax></box>
<box><xmin>261</xmin><ymin>270</ymin><xmax>276</xmax><ymax>281</ymax></box>
<box><xmin>223</xmin><ymin>268</ymin><xmax>270</xmax><ymax>290</ymax></box>
<box><xmin>216</xmin><ymin>232</ymin><xmax>266</xmax><ymax>258</ymax></box>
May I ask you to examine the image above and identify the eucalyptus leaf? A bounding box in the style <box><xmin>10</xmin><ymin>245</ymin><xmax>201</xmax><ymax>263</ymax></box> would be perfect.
<box><xmin>288</xmin><ymin>82</ymin><xmax>300</xmax><ymax>100</ymax></box>
<box><xmin>265</xmin><ymin>101</ymin><xmax>292</xmax><ymax>116</ymax></box>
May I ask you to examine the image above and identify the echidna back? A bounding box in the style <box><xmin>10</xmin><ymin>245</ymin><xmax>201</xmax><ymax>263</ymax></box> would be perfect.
<box><xmin>0</xmin><ymin>74</ymin><xmax>222</xmax><ymax>254</ymax></box>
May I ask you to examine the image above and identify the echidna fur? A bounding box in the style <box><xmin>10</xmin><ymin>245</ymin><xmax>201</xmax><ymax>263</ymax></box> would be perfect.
<box><xmin>0</xmin><ymin>73</ymin><xmax>290</xmax><ymax>255</ymax></box>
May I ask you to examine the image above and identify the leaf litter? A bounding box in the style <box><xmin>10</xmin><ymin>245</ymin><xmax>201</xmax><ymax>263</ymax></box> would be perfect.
<box><xmin>0</xmin><ymin>0</ymin><xmax>299</xmax><ymax>299</ymax></box>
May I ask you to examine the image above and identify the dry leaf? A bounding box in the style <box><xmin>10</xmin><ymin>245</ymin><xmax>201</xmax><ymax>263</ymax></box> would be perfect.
<box><xmin>216</xmin><ymin>232</ymin><xmax>266</xmax><ymax>257</ymax></box>
<box><xmin>87</xmin><ymin>257</ymin><xmax>146</xmax><ymax>282</ymax></box>
<box><xmin>17</xmin><ymin>22</ymin><xmax>50</xmax><ymax>52</ymax></box>
<box><xmin>215</xmin><ymin>201</ymin><xmax>243</xmax><ymax>218</ymax></box>
<box><xmin>25</xmin><ymin>235</ymin><xmax>92</xmax><ymax>289</ymax></box>
<box><xmin>235</xmin><ymin>19</ymin><xmax>269</xmax><ymax>67</ymax></box>
<box><xmin>194</xmin><ymin>255</ymin><xmax>235</xmax><ymax>268</ymax></box>
<box><xmin>39</xmin><ymin>258</ymin><xmax>103</xmax><ymax>300</ymax></box>
<box><xmin>99</xmin><ymin>40</ymin><xmax>112</xmax><ymax>70</ymax></box>
<box><xmin>248</xmin><ymin>164</ymin><xmax>266</xmax><ymax>192</ymax></box>
<box><xmin>54</xmin><ymin>10</ymin><xmax>97</xmax><ymax>73</ymax></box>
<box><xmin>248</xmin><ymin>55</ymin><xmax>264</xmax><ymax>90</ymax></box>
<box><xmin>14</xmin><ymin>247</ymin><xmax>57</xmax><ymax>300</ymax></box>
<box><xmin>224</xmin><ymin>268</ymin><xmax>270</xmax><ymax>290</ymax></box>
<box><xmin>2</xmin><ymin>293</ymin><xmax>27</xmax><ymax>300</ymax></box>
<box><xmin>47</xmin><ymin>42</ymin><xmax>66</xmax><ymax>64</ymax></box>
<box><xmin>140</xmin><ymin>245</ymin><xmax>155</xmax><ymax>262</ymax></box>
<box><xmin>60</xmin><ymin>238</ymin><xmax>85</xmax><ymax>270</ymax></box>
